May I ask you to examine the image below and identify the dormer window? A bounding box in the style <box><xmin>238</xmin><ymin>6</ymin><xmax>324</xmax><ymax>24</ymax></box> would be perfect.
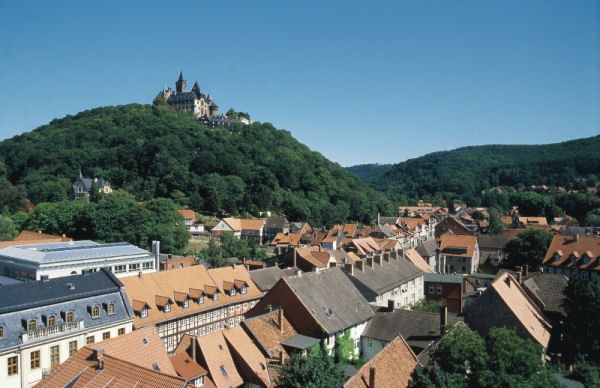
<box><xmin>141</xmin><ymin>308</ymin><xmax>148</xmax><ymax>318</ymax></box>
<box><xmin>28</xmin><ymin>320</ymin><xmax>36</xmax><ymax>331</ymax></box>
<box><xmin>92</xmin><ymin>306</ymin><xmax>100</xmax><ymax>318</ymax></box>
<box><xmin>570</xmin><ymin>255</ymin><xmax>577</xmax><ymax>264</ymax></box>
<box><xmin>198</xmin><ymin>295</ymin><xmax>204</xmax><ymax>304</ymax></box>
<box><xmin>183</xmin><ymin>299</ymin><xmax>189</xmax><ymax>308</ymax></box>
<box><xmin>241</xmin><ymin>285</ymin><xmax>247</xmax><ymax>294</ymax></box>
<box><xmin>48</xmin><ymin>315</ymin><xmax>55</xmax><ymax>326</ymax></box>
<box><xmin>230</xmin><ymin>288</ymin><xmax>236</xmax><ymax>297</ymax></box>
<box><xmin>107</xmin><ymin>303</ymin><xmax>115</xmax><ymax>315</ymax></box>
<box><xmin>583</xmin><ymin>255</ymin><xmax>590</xmax><ymax>265</ymax></box>
<box><xmin>164</xmin><ymin>302</ymin><xmax>171</xmax><ymax>313</ymax></box>
<box><xmin>554</xmin><ymin>253</ymin><xmax>560</xmax><ymax>261</ymax></box>
<box><xmin>212</xmin><ymin>293</ymin><xmax>218</xmax><ymax>301</ymax></box>
<box><xmin>193</xmin><ymin>376</ymin><xmax>204</xmax><ymax>386</ymax></box>
<box><xmin>66</xmin><ymin>312</ymin><xmax>74</xmax><ymax>323</ymax></box>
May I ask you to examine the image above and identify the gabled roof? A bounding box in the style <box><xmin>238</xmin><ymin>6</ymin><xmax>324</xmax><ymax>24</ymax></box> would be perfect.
<box><xmin>177</xmin><ymin>209</ymin><xmax>196</xmax><ymax>221</ymax></box>
<box><xmin>35</xmin><ymin>347</ymin><xmax>187</xmax><ymax>388</ymax></box>
<box><xmin>169</xmin><ymin>352</ymin><xmax>211</xmax><ymax>382</ymax></box>
<box><xmin>196</xmin><ymin>331</ymin><xmax>244</xmax><ymax>388</ymax></box>
<box><xmin>270</xmin><ymin>232</ymin><xmax>303</xmax><ymax>246</ymax></box>
<box><xmin>522</xmin><ymin>273</ymin><xmax>568</xmax><ymax>315</ymax></box>
<box><xmin>346</xmin><ymin>256</ymin><xmax>424</xmax><ymax>297</ymax></box>
<box><xmin>542</xmin><ymin>235</ymin><xmax>600</xmax><ymax>270</ymax></box>
<box><xmin>491</xmin><ymin>273</ymin><xmax>552</xmax><ymax>348</ymax></box>
<box><xmin>295</xmin><ymin>246</ymin><xmax>333</xmax><ymax>268</ymax></box>
<box><xmin>94</xmin><ymin>325</ymin><xmax>176</xmax><ymax>375</ymax></box>
<box><xmin>404</xmin><ymin>248</ymin><xmax>434</xmax><ymax>273</ymax></box>
<box><xmin>416</xmin><ymin>239</ymin><xmax>437</xmax><ymax>258</ymax></box>
<box><xmin>439</xmin><ymin>234</ymin><xmax>478</xmax><ymax>258</ymax></box>
<box><xmin>283</xmin><ymin>267</ymin><xmax>374</xmax><ymax>335</ymax></box>
<box><xmin>242</xmin><ymin>309</ymin><xmax>300</xmax><ymax>360</ymax></box>
<box><xmin>477</xmin><ymin>235</ymin><xmax>509</xmax><ymax>250</ymax></box>
<box><xmin>348</xmin><ymin>237</ymin><xmax>382</xmax><ymax>256</ymax></box>
<box><xmin>249</xmin><ymin>266</ymin><xmax>286</xmax><ymax>292</ymax></box>
<box><xmin>344</xmin><ymin>335</ymin><xmax>419</xmax><ymax>388</ymax></box>
<box><xmin>519</xmin><ymin>217</ymin><xmax>548</xmax><ymax>226</ymax></box>
<box><xmin>222</xmin><ymin>326</ymin><xmax>271</xmax><ymax>387</ymax></box>
<box><xmin>265</xmin><ymin>215</ymin><xmax>289</xmax><ymax>229</ymax></box>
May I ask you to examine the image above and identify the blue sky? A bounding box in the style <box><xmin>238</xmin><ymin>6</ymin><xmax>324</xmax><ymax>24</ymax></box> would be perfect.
<box><xmin>0</xmin><ymin>1</ymin><xmax>598</xmax><ymax>166</ymax></box>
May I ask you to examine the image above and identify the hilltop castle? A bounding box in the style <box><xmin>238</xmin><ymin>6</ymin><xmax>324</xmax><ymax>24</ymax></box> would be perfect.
<box><xmin>155</xmin><ymin>72</ymin><xmax>219</xmax><ymax>118</ymax></box>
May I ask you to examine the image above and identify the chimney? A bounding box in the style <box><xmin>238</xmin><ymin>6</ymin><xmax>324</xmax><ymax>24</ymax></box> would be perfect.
<box><xmin>344</xmin><ymin>262</ymin><xmax>354</xmax><ymax>275</ymax></box>
<box><xmin>575</xmin><ymin>233</ymin><xmax>579</xmax><ymax>242</ymax></box>
<box><xmin>524</xmin><ymin>265</ymin><xmax>529</xmax><ymax>277</ymax></box>
<box><xmin>387</xmin><ymin>299</ymin><xmax>394</xmax><ymax>311</ymax></box>
<box><xmin>377</xmin><ymin>212</ymin><xmax>380</xmax><ymax>225</ymax></box>
<box><xmin>369</xmin><ymin>367</ymin><xmax>376</xmax><ymax>388</ymax></box>
<box><xmin>277</xmin><ymin>308</ymin><xmax>284</xmax><ymax>332</ymax></box>
<box><xmin>279</xmin><ymin>349</ymin><xmax>286</xmax><ymax>365</ymax></box>
<box><xmin>374</xmin><ymin>255</ymin><xmax>382</xmax><ymax>266</ymax></box>
<box><xmin>192</xmin><ymin>337</ymin><xmax>197</xmax><ymax>361</ymax></box>
<box><xmin>138</xmin><ymin>271</ymin><xmax>143</xmax><ymax>278</ymax></box>
<box><xmin>440</xmin><ymin>306</ymin><xmax>448</xmax><ymax>334</ymax></box>
<box><xmin>152</xmin><ymin>241</ymin><xmax>160</xmax><ymax>270</ymax></box>
<box><xmin>367</xmin><ymin>256</ymin><xmax>374</xmax><ymax>267</ymax></box>
<box><xmin>517</xmin><ymin>271</ymin><xmax>522</xmax><ymax>284</ymax></box>
<box><xmin>93</xmin><ymin>347</ymin><xmax>104</xmax><ymax>370</ymax></box>
<box><xmin>293</xmin><ymin>248</ymin><xmax>297</xmax><ymax>268</ymax></box>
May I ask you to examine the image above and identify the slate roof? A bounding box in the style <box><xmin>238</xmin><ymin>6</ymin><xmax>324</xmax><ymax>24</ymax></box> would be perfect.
<box><xmin>0</xmin><ymin>240</ymin><xmax>149</xmax><ymax>265</ymax></box>
<box><xmin>371</xmin><ymin>224</ymin><xmax>396</xmax><ymax>238</ymax></box>
<box><xmin>0</xmin><ymin>270</ymin><xmax>134</xmax><ymax>352</ymax></box>
<box><xmin>345</xmin><ymin>257</ymin><xmax>424</xmax><ymax>300</ymax></box>
<box><xmin>284</xmin><ymin>267</ymin><xmax>374</xmax><ymax>335</ymax></box>
<box><xmin>523</xmin><ymin>273</ymin><xmax>568</xmax><ymax>315</ymax></box>
<box><xmin>249</xmin><ymin>266</ymin><xmax>286</xmax><ymax>292</ymax></box>
<box><xmin>423</xmin><ymin>273</ymin><xmax>464</xmax><ymax>284</ymax></box>
<box><xmin>416</xmin><ymin>239</ymin><xmax>437</xmax><ymax>258</ymax></box>
<box><xmin>378</xmin><ymin>217</ymin><xmax>399</xmax><ymax>226</ymax></box>
<box><xmin>478</xmin><ymin>235</ymin><xmax>509</xmax><ymax>250</ymax></box>
<box><xmin>345</xmin><ymin>335</ymin><xmax>419</xmax><ymax>388</ymax></box>
<box><xmin>279</xmin><ymin>334</ymin><xmax>320</xmax><ymax>350</ymax></box>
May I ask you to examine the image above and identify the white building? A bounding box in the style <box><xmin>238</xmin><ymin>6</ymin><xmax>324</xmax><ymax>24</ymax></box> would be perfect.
<box><xmin>0</xmin><ymin>270</ymin><xmax>134</xmax><ymax>388</ymax></box>
<box><xmin>0</xmin><ymin>240</ymin><xmax>158</xmax><ymax>281</ymax></box>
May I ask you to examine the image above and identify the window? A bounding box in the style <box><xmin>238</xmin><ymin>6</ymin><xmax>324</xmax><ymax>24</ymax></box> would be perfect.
<box><xmin>236</xmin><ymin>304</ymin><xmax>241</xmax><ymax>311</ymax></box>
<box><xmin>7</xmin><ymin>356</ymin><xmax>18</xmax><ymax>376</ymax></box>
<box><xmin>250</xmin><ymin>301</ymin><xmax>256</xmax><ymax>308</ymax></box>
<box><xmin>230</xmin><ymin>288</ymin><xmax>236</xmax><ymax>296</ymax></box>
<box><xmin>164</xmin><ymin>302</ymin><xmax>171</xmax><ymax>313</ymax></box>
<box><xmin>141</xmin><ymin>308</ymin><xmax>148</xmax><ymax>318</ymax></box>
<box><xmin>114</xmin><ymin>265</ymin><xmax>126</xmax><ymax>273</ymax></box>
<box><xmin>143</xmin><ymin>261</ymin><xmax>154</xmax><ymax>270</ymax></box>
<box><xmin>0</xmin><ymin>326</ymin><xmax>3</xmax><ymax>339</ymax></box>
<box><xmin>581</xmin><ymin>271</ymin><xmax>588</xmax><ymax>281</ymax></box>
<box><xmin>428</xmin><ymin>286</ymin><xmax>434</xmax><ymax>294</ymax></box>
<box><xmin>103</xmin><ymin>332</ymin><xmax>110</xmax><ymax>340</ymax></box>
<box><xmin>107</xmin><ymin>304</ymin><xmax>115</xmax><ymax>315</ymax></box>
<box><xmin>69</xmin><ymin>340</ymin><xmax>78</xmax><ymax>357</ymax></box>
<box><xmin>30</xmin><ymin>350</ymin><xmax>40</xmax><ymax>369</ymax></box>
<box><xmin>583</xmin><ymin>256</ymin><xmax>590</xmax><ymax>264</ymax></box>
<box><xmin>241</xmin><ymin>285</ymin><xmax>247</xmax><ymax>294</ymax></box>
<box><xmin>66</xmin><ymin>312</ymin><xmax>74</xmax><ymax>323</ymax></box>
<box><xmin>28</xmin><ymin>320</ymin><xmax>36</xmax><ymax>331</ymax></box>
<box><xmin>92</xmin><ymin>306</ymin><xmax>100</xmax><ymax>318</ymax></box>
<box><xmin>229</xmin><ymin>318</ymin><xmax>234</xmax><ymax>327</ymax></box>
<box><xmin>243</xmin><ymin>302</ymin><xmax>248</xmax><ymax>309</ymax></box>
<box><xmin>118</xmin><ymin>328</ymin><xmax>125</xmax><ymax>336</ymax></box>
<box><xmin>198</xmin><ymin>295</ymin><xmax>204</xmax><ymax>304</ymax></box>
<box><xmin>86</xmin><ymin>336</ymin><xmax>95</xmax><ymax>344</ymax></box>
<box><xmin>436</xmin><ymin>286</ymin><xmax>442</xmax><ymax>294</ymax></box>
<box><xmin>212</xmin><ymin>293</ymin><xmax>218</xmax><ymax>301</ymax></box>
<box><xmin>50</xmin><ymin>345</ymin><xmax>60</xmax><ymax>371</ymax></box>
<box><xmin>229</xmin><ymin>306</ymin><xmax>234</xmax><ymax>313</ymax></box>
<box><xmin>193</xmin><ymin>376</ymin><xmax>204</xmax><ymax>386</ymax></box>
<box><xmin>183</xmin><ymin>299</ymin><xmax>189</xmax><ymax>308</ymax></box>
<box><xmin>129</xmin><ymin>263</ymin><xmax>140</xmax><ymax>272</ymax></box>
<box><xmin>592</xmin><ymin>272</ymin><xmax>598</xmax><ymax>281</ymax></box>
<box><xmin>48</xmin><ymin>315</ymin><xmax>55</xmax><ymax>326</ymax></box>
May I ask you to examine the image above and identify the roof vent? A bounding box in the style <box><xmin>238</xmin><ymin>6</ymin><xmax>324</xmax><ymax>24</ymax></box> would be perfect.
<box><xmin>152</xmin><ymin>362</ymin><xmax>160</xmax><ymax>371</ymax></box>
<box><xmin>66</xmin><ymin>283</ymin><xmax>75</xmax><ymax>290</ymax></box>
<box><xmin>142</xmin><ymin>338</ymin><xmax>148</xmax><ymax>345</ymax></box>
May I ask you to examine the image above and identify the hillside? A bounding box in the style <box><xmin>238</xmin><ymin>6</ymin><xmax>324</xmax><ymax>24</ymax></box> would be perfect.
<box><xmin>0</xmin><ymin>104</ymin><xmax>393</xmax><ymax>226</ymax></box>
<box><xmin>345</xmin><ymin>163</ymin><xmax>393</xmax><ymax>180</ymax></box>
<box><xmin>350</xmin><ymin>137</ymin><xmax>600</xmax><ymax>204</ymax></box>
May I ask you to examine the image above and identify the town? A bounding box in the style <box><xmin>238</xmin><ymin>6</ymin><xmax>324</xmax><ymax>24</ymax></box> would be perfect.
<box><xmin>0</xmin><ymin>168</ymin><xmax>598</xmax><ymax>387</ymax></box>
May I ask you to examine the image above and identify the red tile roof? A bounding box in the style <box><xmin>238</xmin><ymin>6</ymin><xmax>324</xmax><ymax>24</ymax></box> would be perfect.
<box><xmin>543</xmin><ymin>235</ymin><xmax>600</xmax><ymax>271</ymax></box>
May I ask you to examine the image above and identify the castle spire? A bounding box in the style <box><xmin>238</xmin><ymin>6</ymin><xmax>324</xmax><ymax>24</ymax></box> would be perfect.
<box><xmin>178</xmin><ymin>71</ymin><xmax>184</xmax><ymax>81</ymax></box>
<box><xmin>78</xmin><ymin>168</ymin><xmax>83</xmax><ymax>180</ymax></box>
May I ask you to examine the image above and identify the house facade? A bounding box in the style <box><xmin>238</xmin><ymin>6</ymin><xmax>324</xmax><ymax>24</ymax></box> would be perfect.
<box><xmin>541</xmin><ymin>234</ymin><xmax>600</xmax><ymax>281</ymax></box>
<box><xmin>120</xmin><ymin>264</ymin><xmax>262</xmax><ymax>353</ymax></box>
<box><xmin>0</xmin><ymin>270</ymin><xmax>134</xmax><ymax>388</ymax></box>
<box><xmin>211</xmin><ymin>218</ymin><xmax>265</xmax><ymax>244</ymax></box>
<box><xmin>438</xmin><ymin>234</ymin><xmax>479</xmax><ymax>274</ymax></box>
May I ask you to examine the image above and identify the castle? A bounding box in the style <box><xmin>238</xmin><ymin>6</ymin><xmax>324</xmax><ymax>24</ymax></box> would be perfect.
<box><xmin>155</xmin><ymin>72</ymin><xmax>219</xmax><ymax>118</ymax></box>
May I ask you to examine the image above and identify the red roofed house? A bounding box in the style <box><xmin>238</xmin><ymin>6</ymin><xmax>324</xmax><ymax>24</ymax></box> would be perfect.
<box><xmin>212</xmin><ymin>218</ymin><xmax>265</xmax><ymax>244</ymax></box>
<box><xmin>542</xmin><ymin>234</ymin><xmax>600</xmax><ymax>281</ymax></box>
<box><xmin>438</xmin><ymin>234</ymin><xmax>479</xmax><ymax>274</ymax></box>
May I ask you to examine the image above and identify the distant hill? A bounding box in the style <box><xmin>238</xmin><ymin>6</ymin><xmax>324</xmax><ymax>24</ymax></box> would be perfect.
<box><xmin>0</xmin><ymin>104</ymin><xmax>393</xmax><ymax>225</ymax></box>
<box><xmin>348</xmin><ymin>136</ymin><xmax>600</xmax><ymax>203</ymax></box>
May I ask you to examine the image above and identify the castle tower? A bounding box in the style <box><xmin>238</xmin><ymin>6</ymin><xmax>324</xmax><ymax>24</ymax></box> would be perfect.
<box><xmin>191</xmin><ymin>81</ymin><xmax>201</xmax><ymax>97</ymax></box>
<box><xmin>175</xmin><ymin>71</ymin><xmax>186</xmax><ymax>93</ymax></box>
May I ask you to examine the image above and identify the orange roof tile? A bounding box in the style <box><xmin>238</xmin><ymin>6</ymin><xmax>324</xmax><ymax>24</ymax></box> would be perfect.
<box><xmin>542</xmin><ymin>235</ymin><xmax>600</xmax><ymax>270</ymax></box>
<box><xmin>196</xmin><ymin>331</ymin><xmax>244</xmax><ymax>388</ymax></box>
<box><xmin>439</xmin><ymin>234</ymin><xmax>478</xmax><ymax>258</ymax></box>
<box><xmin>404</xmin><ymin>248</ymin><xmax>434</xmax><ymax>273</ymax></box>
<box><xmin>345</xmin><ymin>335</ymin><xmax>419</xmax><ymax>388</ymax></box>
<box><xmin>222</xmin><ymin>326</ymin><xmax>272</xmax><ymax>387</ymax></box>
<box><xmin>14</xmin><ymin>230</ymin><xmax>72</xmax><ymax>242</ymax></box>
<box><xmin>242</xmin><ymin>309</ymin><xmax>299</xmax><ymax>361</ymax></box>
<box><xmin>223</xmin><ymin>218</ymin><xmax>265</xmax><ymax>231</ymax></box>
<box><xmin>120</xmin><ymin>265</ymin><xmax>262</xmax><ymax>328</ymax></box>
<box><xmin>95</xmin><ymin>325</ymin><xmax>177</xmax><ymax>375</ymax></box>
<box><xmin>169</xmin><ymin>352</ymin><xmax>209</xmax><ymax>381</ymax></box>
<box><xmin>177</xmin><ymin>209</ymin><xmax>196</xmax><ymax>222</ymax></box>
<box><xmin>491</xmin><ymin>273</ymin><xmax>551</xmax><ymax>348</ymax></box>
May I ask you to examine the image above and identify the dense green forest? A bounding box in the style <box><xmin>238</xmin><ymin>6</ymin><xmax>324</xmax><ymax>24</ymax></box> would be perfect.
<box><xmin>349</xmin><ymin>137</ymin><xmax>600</xmax><ymax>205</ymax></box>
<box><xmin>0</xmin><ymin>104</ymin><xmax>393</xmax><ymax>226</ymax></box>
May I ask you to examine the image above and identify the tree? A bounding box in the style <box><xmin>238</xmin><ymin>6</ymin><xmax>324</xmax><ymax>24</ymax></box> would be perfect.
<box><xmin>0</xmin><ymin>216</ymin><xmax>17</xmax><ymax>241</ymax></box>
<box><xmin>488</xmin><ymin>207</ymin><xmax>504</xmax><ymax>234</ymax></box>
<box><xmin>503</xmin><ymin>229</ymin><xmax>553</xmax><ymax>270</ymax></box>
<box><xmin>409</xmin><ymin>366</ymin><xmax>459</xmax><ymax>388</ymax></box>
<box><xmin>143</xmin><ymin>198</ymin><xmax>190</xmax><ymax>253</ymax></box>
<box><xmin>569</xmin><ymin>359</ymin><xmax>600</xmax><ymax>387</ymax></box>
<box><xmin>88</xmin><ymin>182</ymin><xmax>102</xmax><ymax>203</ymax></box>
<box><xmin>563</xmin><ymin>276</ymin><xmax>600</xmax><ymax>363</ymax></box>
<box><xmin>275</xmin><ymin>346</ymin><xmax>345</xmax><ymax>388</ymax></box>
<box><xmin>583</xmin><ymin>209</ymin><xmax>600</xmax><ymax>227</ymax></box>
<box><xmin>433</xmin><ymin>324</ymin><xmax>487</xmax><ymax>376</ymax></box>
<box><xmin>334</xmin><ymin>329</ymin><xmax>354</xmax><ymax>363</ymax></box>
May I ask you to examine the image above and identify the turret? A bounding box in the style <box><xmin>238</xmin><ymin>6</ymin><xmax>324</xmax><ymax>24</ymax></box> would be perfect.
<box><xmin>175</xmin><ymin>71</ymin><xmax>186</xmax><ymax>93</ymax></box>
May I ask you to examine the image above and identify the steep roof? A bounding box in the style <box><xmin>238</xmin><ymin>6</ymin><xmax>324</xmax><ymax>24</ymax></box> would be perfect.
<box><xmin>491</xmin><ymin>273</ymin><xmax>552</xmax><ymax>348</ymax></box>
<box><xmin>269</xmin><ymin>232</ymin><xmax>302</xmax><ymax>246</ymax></box>
<box><xmin>349</xmin><ymin>237</ymin><xmax>382</xmax><ymax>256</ymax></box>
<box><xmin>169</xmin><ymin>352</ymin><xmax>211</xmax><ymax>383</ymax></box>
<box><xmin>196</xmin><ymin>331</ymin><xmax>244</xmax><ymax>388</ymax></box>
<box><xmin>416</xmin><ymin>239</ymin><xmax>437</xmax><ymax>258</ymax></box>
<box><xmin>477</xmin><ymin>235</ymin><xmax>509</xmax><ymax>250</ymax></box>
<box><xmin>284</xmin><ymin>267</ymin><xmax>374</xmax><ymax>335</ymax></box>
<box><xmin>404</xmin><ymin>248</ymin><xmax>434</xmax><ymax>273</ymax></box>
<box><xmin>522</xmin><ymin>273</ymin><xmax>568</xmax><ymax>315</ymax></box>
<box><xmin>177</xmin><ymin>209</ymin><xmax>196</xmax><ymax>221</ymax></box>
<box><xmin>249</xmin><ymin>266</ymin><xmax>286</xmax><ymax>292</ymax></box>
<box><xmin>35</xmin><ymin>347</ymin><xmax>187</xmax><ymax>388</ymax></box>
<box><xmin>95</xmin><ymin>325</ymin><xmax>176</xmax><ymax>375</ymax></box>
<box><xmin>242</xmin><ymin>309</ymin><xmax>300</xmax><ymax>360</ymax></box>
<box><xmin>345</xmin><ymin>335</ymin><xmax>419</xmax><ymax>388</ymax></box>
<box><xmin>222</xmin><ymin>326</ymin><xmax>271</xmax><ymax>387</ymax></box>
<box><xmin>542</xmin><ymin>235</ymin><xmax>600</xmax><ymax>270</ymax></box>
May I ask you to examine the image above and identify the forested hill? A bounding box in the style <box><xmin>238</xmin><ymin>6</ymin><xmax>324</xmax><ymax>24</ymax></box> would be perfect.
<box><xmin>345</xmin><ymin>163</ymin><xmax>393</xmax><ymax>180</ymax></box>
<box><xmin>349</xmin><ymin>136</ymin><xmax>600</xmax><ymax>204</ymax></box>
<box><xmin>0</xmin><ymin>104</ymin><xmax>394</xmax><ymax>226</ymax></box>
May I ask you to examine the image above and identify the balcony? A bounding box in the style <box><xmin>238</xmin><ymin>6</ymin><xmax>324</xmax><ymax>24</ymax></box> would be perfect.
<box><xmin>22</xmin><ymin>320</ymin><xmax>84</xmax><ymax>342</ymax></box>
